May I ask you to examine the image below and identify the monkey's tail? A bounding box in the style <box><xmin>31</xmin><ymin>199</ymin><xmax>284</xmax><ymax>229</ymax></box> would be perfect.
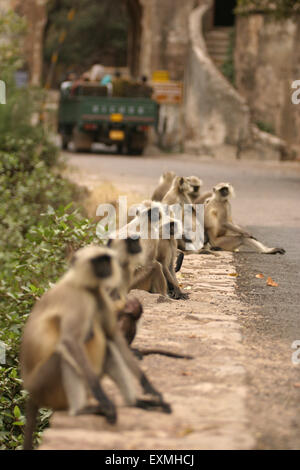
<box><xmin>175</xmin><ymin>251</ymin><xmax>184</xmax><ymax>272</ymax></box>
<box><xmin>23</xmin><ymin>397</ymin><xmax>38</xmax><ymax>450</ymax></box>
<box><xmin>136</xmin><ymin>348</ymin><xmax>193</xmax><ymax>360</ymax></box>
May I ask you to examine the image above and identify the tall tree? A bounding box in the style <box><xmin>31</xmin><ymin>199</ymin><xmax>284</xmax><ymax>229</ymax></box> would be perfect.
<box><xmin>44</xmin><ymin>0</ymin><xmax>129</xmax><ymax>80</ymax></box>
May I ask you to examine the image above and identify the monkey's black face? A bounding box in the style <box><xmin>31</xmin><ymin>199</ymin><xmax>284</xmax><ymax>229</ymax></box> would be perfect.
<box><xmin>192</xmin><ymin>185</ymin><xmax>200</xmax><ymax>193</ymax></box>
<box><xmin>91</xmin><ymin>254</ymin><xmax>112</xmax><ymax>278</ymax></box>
<box><xmin>219</xmin><ymin>187</ymin><xmax>229</xmax><ymax>197</ymax></box>
<box><xmin>125</xmin><ymin>237</ymin><xmax>142</xmax><ymax>255</ymax></box>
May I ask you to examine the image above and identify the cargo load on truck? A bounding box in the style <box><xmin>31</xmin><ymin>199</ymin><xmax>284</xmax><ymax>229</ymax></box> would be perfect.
<box><xmin>58</xmin><ymin>68</ymin><xmax>157</xmax><ymax>155</ymax></box>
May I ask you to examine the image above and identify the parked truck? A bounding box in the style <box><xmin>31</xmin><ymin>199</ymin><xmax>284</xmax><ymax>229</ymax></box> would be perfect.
<box><xmin>58</xmin><ymin>82</ymin><xmax>159</xmax><ymax>155</ymax></box>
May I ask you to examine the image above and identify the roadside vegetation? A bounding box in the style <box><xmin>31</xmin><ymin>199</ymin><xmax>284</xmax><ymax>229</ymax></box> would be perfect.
<box><xmin>0</xmin><ymin>11</ymin><xmax>96</xmax><ymax>449</ymax></box>
<box><xmin>237</xmin><ymin>0</ymin><xmax>300</xmax><ymax>17</ymax></box>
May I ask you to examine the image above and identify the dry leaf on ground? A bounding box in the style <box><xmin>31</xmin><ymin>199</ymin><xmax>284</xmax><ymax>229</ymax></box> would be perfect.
<box><xmin>256</xmin><ymin>273</ymin><xmax>264</xmax><ymax>279</ymax></box>
<box><xmin>266</xmin><ymin>277</ymin><xmax>278</xmax><ymax>287</ymax></box>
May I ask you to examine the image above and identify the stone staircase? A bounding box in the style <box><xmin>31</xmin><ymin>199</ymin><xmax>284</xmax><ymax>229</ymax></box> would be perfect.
<box><xmin>205</xmin><ymin>27</ymin><xmax>234</xmax><ymax>70</ymax></box>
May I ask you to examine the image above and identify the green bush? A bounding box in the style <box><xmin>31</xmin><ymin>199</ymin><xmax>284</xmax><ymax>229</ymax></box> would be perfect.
<box><xmin>0</xmin><ymin>10</ymin><xmax>98</xmax><ymax>449</ymax></box>
<box><xmin>0</xmin><ymin>172</ymin><xmax>97</xmax><ymax>449</ymax></box>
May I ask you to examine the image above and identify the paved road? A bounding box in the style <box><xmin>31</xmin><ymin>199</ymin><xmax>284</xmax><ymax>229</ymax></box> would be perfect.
<box><xmin>66</xmin><ymin>150</ymin><xmax>300</xmax><ymax>449</ymax></box>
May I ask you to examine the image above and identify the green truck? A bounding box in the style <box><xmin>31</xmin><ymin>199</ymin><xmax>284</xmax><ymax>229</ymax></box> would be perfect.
<box><xmin>58</xmin><ymin>83</ymin><xmax>159</xmax><ymax>155</ymax></box>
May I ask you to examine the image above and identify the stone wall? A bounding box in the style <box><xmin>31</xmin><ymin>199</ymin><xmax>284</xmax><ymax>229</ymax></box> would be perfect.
<box><xmin>139</xmin><ymin>0</ymin><xmax>197</xmax><ymax>80</ymax></box>
<box><xmin>185</xmin><ymin>2</ymin><xmax>251</xmax><ymax>152</ymax></box>
<box><xmin>184</xmin><ymin>1</ymin><xmax>289</xmax><ymax>161</ymax></box>
<box><xmin>235</xmin><ymin>13</ymin><xmax>300</xmax><ymax>150</ymax></box>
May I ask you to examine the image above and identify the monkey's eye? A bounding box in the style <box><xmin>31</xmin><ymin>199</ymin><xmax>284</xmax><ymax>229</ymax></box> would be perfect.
<box><xmin>91</xmin><ymin>254</ymin><xmax>112</xmax><ymax>278</ymax></box>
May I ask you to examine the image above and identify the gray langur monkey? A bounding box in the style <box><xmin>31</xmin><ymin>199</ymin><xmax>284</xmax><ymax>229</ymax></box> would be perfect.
<box><xmin>156</xmin><ymin>216</ymin><xmax>189</xmax><ymax>300</ymax></box>
<box><xmin>186</xmin><ymin>176</ymin><xmax>203</xmax><ymax>203</ymax></box>
<box><xmin>106</xmin><ymin>236</ymin><xmax>143</xmax><ymax>302</ymax></box>
<box><xmin>162</xmin><ymin>176</ymin><xmax>192</xmax><ymax>206</ymax></box>
<box><xmin>100</xmin><ymin>233</ymin><xmax>172</xmax><ymax>414</ymax></box>
<box><xmin>204</xmin><ymin>183</ymin><xmax>286</xmax><ymax>254</ymax></box>
<box><xmin>151</xmin><ymin>171</ymin><xmax>176</xmax><ymax>202</ymax></box>
<box><xmin>118</xmin><ymin>296</ymin><xmax>193</xmax><ymax>360</ymax></box>
<box><xmin>21</xmin><ymin>245</ymin><xmax>171</xmax><ymax>450</ymax></box>
<box><xmin>20</xmin><ymin>246</ymin><xmax>120</xmax><ymax>450</ymax></box>
<box><xmin>127</xmin><ymin>202</ymin><xmax>168</xmax><ymax>296</ymax></box>
<box><xmin>187</xmin><ymin>176</ymin><xmax>213</xmax><ymax>205</ymax></box>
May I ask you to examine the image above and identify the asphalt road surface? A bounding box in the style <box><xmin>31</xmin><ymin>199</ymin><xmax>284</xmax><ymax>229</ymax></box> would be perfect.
<box><xmin>66</xmin><ymin>149</ymin><xmax>300</xmax><ymax>449</ymax></box>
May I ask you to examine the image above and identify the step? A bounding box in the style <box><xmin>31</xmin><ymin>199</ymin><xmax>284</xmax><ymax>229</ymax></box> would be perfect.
<box><xmin>206</xmin><ymin>43</ymin><xmax>230</xmax><ymax>53</ymax></box>
<box><xmin>207</xmin><ymin>52</ymin><xmax>229</xmax><ymax>61</ymax></box>
<box><xmin>205</xmin><ymin>30</ymin><xmax>233</xmax><ymax>40</ymax></box>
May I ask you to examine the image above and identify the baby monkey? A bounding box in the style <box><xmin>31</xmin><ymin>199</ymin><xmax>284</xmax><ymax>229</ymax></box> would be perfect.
<box><xmin>152</xmin><ymin>171</ymin><xmax>176</xmax><ymax>202</ymax></box>
<box><xmin>118</xmin><ymin>296</ymin><xmax>192</xmax><ymax>360</ymax></box>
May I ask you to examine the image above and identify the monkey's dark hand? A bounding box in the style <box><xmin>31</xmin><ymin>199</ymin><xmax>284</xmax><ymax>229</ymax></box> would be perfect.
<box><xmin>169</xmin><ymin>290</ymin><xmax>189</xmax><ymax>300</ymax></box>
<box><xmin>135</xmin><ymin>398</ymin><xmax>172</xmax><ymax>414</ymax></box>
<box><xmin>131</xmin><ymin>348</ymin><xmax>144</xmax><ymax>360</ymax></box>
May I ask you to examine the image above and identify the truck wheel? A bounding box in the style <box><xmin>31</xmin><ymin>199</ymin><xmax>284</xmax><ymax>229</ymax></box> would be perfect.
<box><xmin>127</xmin><ymin>132</ymin><xmax>146</xmax><ymax>156</ymax></box>
<box><xmin>116</xmin><ymin>143</ymin><xmax>124</xmax><ymax>155</ymax></box>
<box><xmin>127</xmin><ymin>147</ymin><xmax>144</xmax><ymax>156</ymax></box>
<box><xmin>72</xmin><ymin>127</ymin><xmax>93</xmax><ymax>153</ymax></box>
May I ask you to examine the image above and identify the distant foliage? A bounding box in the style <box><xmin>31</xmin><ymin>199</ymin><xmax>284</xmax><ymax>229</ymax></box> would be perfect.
<box><xmin>222</xmin><ymin>30</ymin><xmax>236</xmax><ymax>87</ymax></box>
<box><xmin>256</xmin><ymin>120</ymin><xmax>275</xmax><ymax>135</ymax></box>
<box><xmin>0</xmin><ymin>11</ymin><xmax>26</xmax><ymax>82</ymax></box>
<box><xmin>44</xmin><ymin>0</ymin><xmax>129</xmax><ymax>80</ymax></box>
<box><xmin>0</xmin><ymin>11</ymin><xmax>50</xmax><ymax>144</ymax></box>
<box><xmin>237</xmin><ymin>0</ymin><xmax>300</xmax><ymax>17</ymax></box>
